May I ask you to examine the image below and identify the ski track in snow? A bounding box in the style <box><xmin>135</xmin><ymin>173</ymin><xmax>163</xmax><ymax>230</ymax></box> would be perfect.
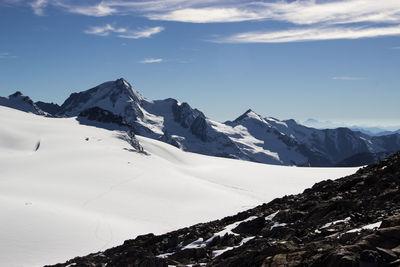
<box><xmin>0</xmin><ymin>106</ymin><xmax>359</xmax><ymax>267</ymax></box>
<box><xmin>81</xmin><ymin>172</ymin><xmax>145</xmax><ymax>209</ymax></box>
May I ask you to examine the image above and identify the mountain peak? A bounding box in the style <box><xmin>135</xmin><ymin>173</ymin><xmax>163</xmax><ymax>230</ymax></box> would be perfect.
<box><xmin>117</xmin><ymin>77</ymin><xmax>127</xmax><ymax>82</ymax></box>
<box><xmin>115</xmin><ymin>77</ymin><xmax>130</xmax><ymax>88</ymax></box>
<box><xmin>234</xmin><ymin>109</ymin><xmax>263</xmax><ymax>123</ymax></box>
<box><xmin>59</xmin><ymin>78</ymin><xmax>145</xmax><ymax>118</ymax></box>
<box><xmin>10</xmin><ymin>91</ymin><xmax>23</xmax><ymax>98</ymax></box>
<box><xmin>113</xmin><ymin>78</ymin><xmax>143</xmax><ymax>102</ymax></box>
<box><xmin>244</xmin><ymin>108</ymin><xmax>254</xmax><ymax>115</ymax></box>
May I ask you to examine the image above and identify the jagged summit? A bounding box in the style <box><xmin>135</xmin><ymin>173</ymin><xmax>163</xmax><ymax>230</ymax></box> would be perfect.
<box><xmin>9</xmin><ymin>91</ymin><xmax>23</xmax><ymax>97</ymax></box>
<box><xmin>0</xmin><ymin>91</ymin><xmax>47</xmax><ymax>116</ymax></box>
<box><xmin>232</xmin><ymin>109</ymin><xmax>264</xmax><ymax>123</ymax></box>
<box><xmin>115</xmin><ymin>77</ymin><xmax>144</xmax><ymax>102</ymax></box>
<box><xmin>59</xmin><ymin>78</ymin><xmax>144</xmax><ymax>117</ymax></box>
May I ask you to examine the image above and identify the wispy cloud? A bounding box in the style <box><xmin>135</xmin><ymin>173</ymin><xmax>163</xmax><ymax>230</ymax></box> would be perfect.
<box><xmin>139</xmin><ymin>58</ymin><xmax>163</xmax><ymax>64</ymax></box>
<box><xmin>30</xmin><ymin>0</ymin><xmax>48</xmax><ymax>16</ymax></box>
<box><xmin>141</xmin><ymin>0</ymin><xmax>400</xmax><ymax>25</ymax></box>
<box><xmin>84</xmin><ymin>25</ymin><xmax>163</xmax><ymax>39</ymax></box>
<box><xmin>26</xmin><ymin>0</ymin><xmax>400</xmax><ymax>24</ymax></box>
<box><xmin>215</xmin><ymin>25</ymin><xmax>400</xmax><ymax>43</ymax></box>
<box><xmin>249</xmin><ymin>0</ymin><xmax>400</xmax><ymax>25</ymax></box>
<box><xmin>146</xmin><ymin>7</ymin><xmax>264</xmax><ymax>23</ymax></box>
<box><xmin>84</xmin><ymin>24</ymin><xmax>126</xmax><ymax>36</ymax></box>
<box><xmin>12</xmin><ymin>0</ymin><xmax>400</xmax><ymax>43</ymax></box>
<box><xmin>118</xmin><ymin>26</ymin><xmax>164</xmax><ymax>39</ymax></box>
<box><xmin>56</xmin><ymin>1</ymin><xmax>117</xmax><ymax>17</ymax></box>
<box><xmin>0</xmin><ymin>53</ymin><xmax>17</xmax><ymax>59</ymax></box>
<box><xmin>332</xmin><ymin>76</ymin><xmax>365</xmax><ymax>81</ymax></box>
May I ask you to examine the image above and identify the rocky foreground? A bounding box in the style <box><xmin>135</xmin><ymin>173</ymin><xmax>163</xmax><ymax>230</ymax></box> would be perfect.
<box><xmin>50</xmin><ymin>151</ymin><xmax>400</xmax><ymax>267</ymax></box>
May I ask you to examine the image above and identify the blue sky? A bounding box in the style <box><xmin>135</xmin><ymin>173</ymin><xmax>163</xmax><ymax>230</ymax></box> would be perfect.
<box><xmin>1</xmin><ymin>0</ymin><xmax>400</xmax><ymax>126</ymax></box>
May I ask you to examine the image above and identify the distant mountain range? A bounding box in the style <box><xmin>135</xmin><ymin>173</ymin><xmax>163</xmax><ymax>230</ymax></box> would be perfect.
<box><xmin>304</xmin><ymin>118</ymin><xmax>400</xmax><ymax>136</ymax></box>
<box><xmin>2</xmin><ymin>78</ymin><xmax>400</xmax><ymax>167</ymax></box>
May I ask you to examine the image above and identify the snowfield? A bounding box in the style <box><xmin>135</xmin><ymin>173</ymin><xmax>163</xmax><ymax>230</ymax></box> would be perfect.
<box><xmin>0</xmin><ymin>106</ymin><xmax>359</xmax><ymax>267</ymax></box>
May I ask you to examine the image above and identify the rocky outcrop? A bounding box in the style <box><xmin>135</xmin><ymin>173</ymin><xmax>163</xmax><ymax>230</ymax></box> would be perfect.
<box><xmin>171</xmin><ymin>101</ymin><xmax>209</xmax><ymax>142</ymax></box>
<box><xmin>78</xmin><ymin>106</ymin><xmax>127</xmax><ymax>126</ymax></box>
<box><xmin>0</xmin><ymin>91</ymin><xmax>48</xmax><ymax>116</ymax></box>
<box><xmin>190</xmin><ymin>115</ymin><xmax>208</xmax><ymax>142</ymax></box>
<box><xmin>172</xmin><ymin>101</ymin><xmax>204</xmax><ymax>129</ymax></box>
<box><xmin>49</xmin><ymin>151</ymin><xmax>400</xmax><ymax>267</ymax></box>
<box><xmin>78</xmin><ymin>106</ymin><xmax>144</xmax><ymax>152</ymax></box>
<box><xmin>35</xmin><ymin>101</ymin><xmax>61</xmax><ymax>116</ymax></box>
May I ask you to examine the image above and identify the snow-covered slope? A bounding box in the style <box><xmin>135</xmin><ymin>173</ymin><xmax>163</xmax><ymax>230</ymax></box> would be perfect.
<box><xmin>0</xmin><ymin>106</ymin><xmax>358</xmax><ymax>267</ymax></box>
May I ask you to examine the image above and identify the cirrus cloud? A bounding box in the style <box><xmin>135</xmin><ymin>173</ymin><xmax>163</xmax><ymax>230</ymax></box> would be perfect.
<box><xmin>16</xmin><ymin>0</ymin><xmax>400</xmax><ymax>43</ymax></box>
<box><xmin>118</xmin><ymin>26</ymin><xmax>164</xmax><ymax>39</ymax></box>
<box><xmin>27</xmin><ymin>0</ymin><xmax>400</xmax><ymax>25</ymax></box>
<box><xmin>214</xmin><ymin>24</ymin><xmax>400</xmax><ymax>43</ymax></box>
<box><xmin>63</xmin><ymin>2</ymin><xmax>116</xmax><ymax>17</ymax></box>
<box><xmin>84</xmin><ymin>24</ymin><xmax>126</xmax><ymax>36</ymax></box>
<box><xmin>84</xmin><ymin>25</ymin><xmax>164</xmax><ymax>39</ymax></box>
<box><xmin>139</xmin><ymin>58</ymin><xmax>163</xmax><ymax>64</ymax></box>
<box><xmin>30</xmin><ymin>0</ymin><xmax>48</xmax><ymax>16</ymax></box>
<box><xmin>146</xmin><ymin>7</ymin><xmax>265</xmax><ymax>23</ymax></box>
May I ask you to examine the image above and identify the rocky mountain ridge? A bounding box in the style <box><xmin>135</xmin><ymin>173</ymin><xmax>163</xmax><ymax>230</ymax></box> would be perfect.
<box><xmin>2</xmin><ymin>78</ymin><xmax>400</xmax><ymax>167</ymax></box>
<box><xmin>49</xmin><ymin>150</ymin><xmax>400</xmax><ymax>267</ymax></box>
<box><xmin>0</xmin><ymin>91</ymin><xmax>48</xmax><ymax>116</ymax></box>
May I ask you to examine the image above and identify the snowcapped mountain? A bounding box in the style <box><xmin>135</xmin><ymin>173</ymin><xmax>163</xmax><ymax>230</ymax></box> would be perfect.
<box><xmin>265</xmin><ymin>118</ymin><xmax>400</xmax><ymax>166</ymax></box>
<box><xmin>56</xmin><ymin>78</ymin><xmax>247</xmax><ymax>161</ymax></box>
<box><xmin>0</xmin><ymin>91</ymin><xmax>48</xmax><ymax>116</ymax></box>
<box><xmin>2</xmin><ymin>78</ymin><xmax>400</xmax><ymax>166</ymax></box>
<box><xmin>59</xmin><ymin>78</ymin><xmax>144</xmax><ymax>120</ymax></box>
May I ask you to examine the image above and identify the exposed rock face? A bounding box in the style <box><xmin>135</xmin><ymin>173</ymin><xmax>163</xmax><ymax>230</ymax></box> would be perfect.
<box><xmin>35</xmin><ymin>101</ymin><xmax>61</xmax><ymax>116</ymax></box>
<box><xmin>171</xmin><ymin>101</ymin><xmax>209</xmax><ymax>142</ymax></box>
<box><xmin>190</xmin><ymin>115</ymin><xmax>208</xmax><ymax>142</ymax></box>
<box><xmin>78</xmin><ymin>106</ymin><xmax>144</xmax><ymax>152</ymax></box>
<box><xmin>172</xmin><ymin>101</ymin><xmax>204</xmax><ymax>129</ymax></box>
<box><xmin>78</xmin><ymin>106</ymin><xmax>127</xmax><ymax>126</ymax></box>
<box><xmin>49</xmin><ymin>151</ymin><xmax>400</xmax><ymax>267</ymax></box>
